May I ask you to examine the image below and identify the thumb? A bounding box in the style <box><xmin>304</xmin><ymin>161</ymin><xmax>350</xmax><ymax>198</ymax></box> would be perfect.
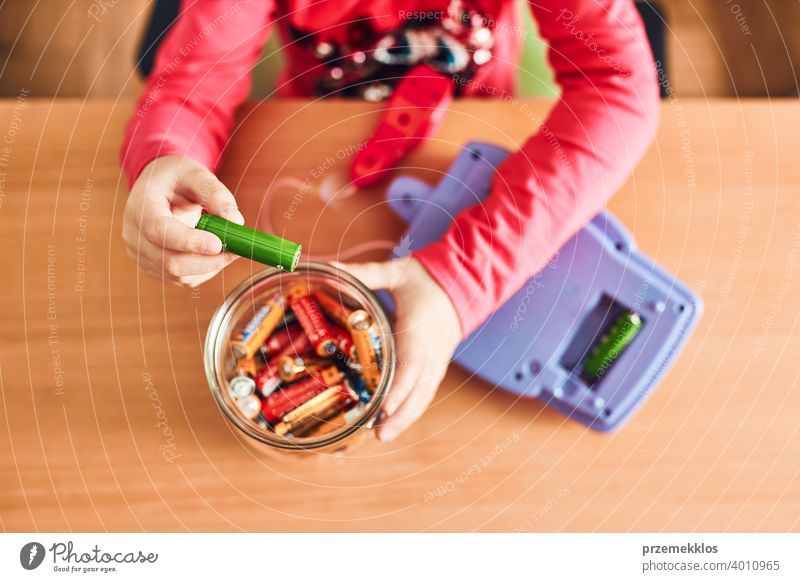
<box><xmin>332</xmin><ymin>260</ymin><xmax>406</xmax><ymax>291</ymax></box>
<box><xmin>178</xmin><ymin>164</ymin><xmax>245</xmax><ymax>225</ymax></box>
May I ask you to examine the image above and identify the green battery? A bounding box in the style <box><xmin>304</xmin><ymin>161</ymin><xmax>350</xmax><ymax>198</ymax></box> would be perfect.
<box><xmin>582</xmin><ymin>311</ymin><xmax>643</xmax><ymax>380</ymax></box>
<box><xmin>195</xmin><ymin>214</ymin><xmax>302</xmax><ymax>272</ymax></box>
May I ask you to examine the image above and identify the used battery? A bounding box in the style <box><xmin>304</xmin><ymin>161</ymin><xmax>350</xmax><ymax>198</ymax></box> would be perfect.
<box><xmin>273</xmin><ymin>383</ymin><xmax>358</xmax><ymax>437</ymax></box>
<box><xmin>331</xmin><ymin>324</ymin><xmax>357</xmax><ymax>359</ymax></box>
<box><xmin>349</xmin><ymin>310</ymin><xmax>382</xmax><ymax>392</ymax></box>
<box><xmin>261</xmin><ymin>324</ymin><xmax>311</xmax><ymax>358</ymax></box>
<box><xmin>313</xmin><ymin>291</ymin><xmax>355</xmax><ymax>329</ymax></box>
<box><xmin>229</xmin><ymin>375</ymin><xmax>256</xmax><ymax>400</ymax></box>
<box><xmin>261</xmin><ymin>374</ymin><xmax>331</xmax><ymax>423</ymax></box>
<box><xmin>230</xmin><ymin>292</ymin><xmax>285</xmax><ymax>360</ymax></box>
<box><xmin>254</xmin><ymin>363</ymin><xmax>282</xmax><ymax>397</ymax></box>
<box><xmin>288</xmin><ymin>283</ymin><xmax>336</xmax><ymax>357</ymax></box>
<box><xmin>235</xmin><ymin>393</ymin><xmax>262</xmax><ymax>420</ymax></box>
<box><xmin>277</xmin><ymin>355</ymin><xmax>332</xmax><ymax>383</ymax></box>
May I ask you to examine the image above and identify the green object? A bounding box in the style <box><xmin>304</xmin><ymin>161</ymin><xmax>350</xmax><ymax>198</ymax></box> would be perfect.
<box><xmin>582</xmin><ymin>311</ymin><xmax>643</xmax><ymax>379</ymax></box>
<box><xmin>518</xmin><ymin>6</ymin><xmax>558</xmax><ymax>97</ymax></box>
<box><xmin>196</xmin><ymin>214</ymin><xmax>301</xmax><ymax>272</ymax></box>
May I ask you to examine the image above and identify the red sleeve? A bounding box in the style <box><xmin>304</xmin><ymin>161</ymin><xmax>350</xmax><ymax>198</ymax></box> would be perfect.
<box><xmin>413</xmin><ymin>0</ymin><xmax>661</xmax><ymax>338</ymax></box>
<box><xmin>120</xmin><ymin>0</ymin><xmax>274</xmax><ymax>188</ymax></box>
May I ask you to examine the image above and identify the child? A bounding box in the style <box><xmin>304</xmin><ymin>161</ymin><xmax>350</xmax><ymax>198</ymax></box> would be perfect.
<box><xmin>121</xmin><ymin>0</ymin><xmax>659</xmax><ymax>441</ymax></box>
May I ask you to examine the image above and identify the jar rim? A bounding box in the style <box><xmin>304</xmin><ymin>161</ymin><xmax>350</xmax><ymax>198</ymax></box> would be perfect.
<box><xmin>204</xmin><ymin>261</ymin><xmax>396</xmax><ymax>450</ymax></box>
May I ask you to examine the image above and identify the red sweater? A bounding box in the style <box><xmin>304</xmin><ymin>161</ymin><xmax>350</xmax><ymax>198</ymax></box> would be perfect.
<box><xmin>121</xmin><ymin>0</ymin><xmax>660</xmax><ymax>337</ymax></box>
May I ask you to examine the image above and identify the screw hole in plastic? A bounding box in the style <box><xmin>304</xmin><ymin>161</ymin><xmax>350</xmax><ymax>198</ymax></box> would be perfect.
<box><xmin>469</xmin><ymin>149</ymin><xmax>481</xmax><ymax>160</ymax></box>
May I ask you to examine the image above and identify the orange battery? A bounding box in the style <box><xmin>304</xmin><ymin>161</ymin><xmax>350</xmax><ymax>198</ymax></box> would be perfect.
<box><xmin>273</xmin><ymin>383</ymin><xmax>358</xmax><ymax>437</ymax></box>
<box><xmin>277</xmin><ymin>355</ymin><xmax>333</xmax><ymax>383</ymax></box>
<box><xmin>304</xmin><ymin>411</ymin><xmax>348</xmax><ymax>437</ymax></box>
<box><xmin>349</xmin><ymin>310</ymin><xmax>382</xmax><ymax>392</ymax></box>
<box><xmin>315</xmin><ymin>365</ymin><xmax>345</xmax><ymax>387</ymax></box>
<box><xmin>235</xmin><ymin>357</ymin><xmax>258</xmax><ymax>378</ymax></box>
<box><xmin>230</xmin><ymin>292</ymin><xmax>285</xmax><ymax>360</ymax></box>
<box><xmin>288</xmin><ymin>283</ymin><xmax>336</xmax><ymax>356</ymax></box>
<box><xmin>304</xmin><ymin>398</ymin><xmax>366</xmax><ymax>438</ymax></box>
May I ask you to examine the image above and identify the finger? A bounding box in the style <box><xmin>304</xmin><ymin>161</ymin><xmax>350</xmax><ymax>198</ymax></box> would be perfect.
<box><xmin>133</xmin><ymin>253</ymin><xmax>232</xmax><ymax>287</ymax></box>
<box><xmin>160</xmin><ymin>249</ymin><xmax>239</xmax><ymax>278</ymax></box>
<box><xmin>175</xmin><ymin>270</ymin><xmax>223</xmax><ymax>288</ymax></box>
<box><xmin>334</xmin><ymin>260</ymin><xmax>404</xmax><ymax>291</ymax></box>
<box><xmin>133</xmin><ymin>236</ymin><xmax>237</xmax><ymax>278</ymax></box>
<box><xmin>381</xmin><ymin>314</ymin><xmax>418</xmax><ymax>416</ymax></box>
<box><xmin>382</xmin><ymin>353</ymin><xmax>419</xmax><ymax>418</ymax></box>
<box><xmin>377</xmin><ymin>371</ymin><xmax>439</xmax><ymax>442</ymax></box>
<box><xmin>177</xmin><ymin>165</ymin><xmax>244</xmax><ymax>224</ymax></box>
<box><xmin>142</xmin><ymin>213</ymin><xmax>224</xmax><ymax>254</ymax></box>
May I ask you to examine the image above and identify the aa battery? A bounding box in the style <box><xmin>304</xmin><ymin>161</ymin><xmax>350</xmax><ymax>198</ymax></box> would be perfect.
<box><xmin>349</xmin><ymin>310</ymin><xmax>382</xmax><ymax>392</ymax></box>
<box><xmin>195</xmin><ymin>213</ymin><xmax>302</xmax><ymax>272</ymax></box>
<box><xmin>229</xmin><ymin>375</ymin><xmax>257</xmax><ymax>400</ymax></box>
<box><xmin>261</xmin><ymin>374</ymin><xmax>331</xmax><ymax>423</ymax></box>
<box><xmin>254</xmin><ymin>363</ymin><xmax>282</xmax><ymax>397</ymax></box>
<box><xmin>288</xmin><ymin>283</ymin><xmax>336</xmax><ymax>356</ymax></box>
<box><xmin>277</xmin><ymin>355</ymin><xmax>332</xmax><ymax>383</ymax></box>
<box><xmin>582</xmin><ymin>311</ymin><xmax>643</xmax><ymax>380</ymax></box>
<box><xmin>313</xmin><ymin>291</ymin><xmax>354</xmax><ymax>329</ymax></box>
<box><xmin>235</xmin><ymin>394</ymin><xmax>262</xmax><ymax>420</ymax></box>
<box><xmin>230</xmin><ymin>292</ymin><xmax>285</xmax><ymax>360</ymax></box>
<box><xmin>261</xmin><ymin>324</ymin><xmax>311</xmax><ymax>358</ymax></box>
<box><xmin>235</xmin><ymin>356</ymin><xmax>258</xmax><ymax>378</ymax></box>
<box><xmin>273</xmin><ymin>383</ymin><xmax>358</xmax><ymax>437</ymax></box>
<box><xmin>331</xmin><ymin>324</ymin><xmax>357</xmax><ymax>359</ymax></box>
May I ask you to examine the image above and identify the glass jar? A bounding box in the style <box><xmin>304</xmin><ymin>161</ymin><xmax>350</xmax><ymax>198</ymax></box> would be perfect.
<box><xmin>204</xmin><ymin>262</ymin><xmax>395</xmax><ymax>455</ymax></box>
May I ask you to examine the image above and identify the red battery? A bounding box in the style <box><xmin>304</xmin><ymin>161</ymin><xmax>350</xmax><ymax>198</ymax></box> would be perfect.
<box><xmin>273</xmin><ymin>383</ymin><xmax>358</xmax><ymax>437</ymax></box>
<box><xmin>288</xmin><ymin>283</ymin><xmax>336</xmax><ymax>357</ymax></box>
<box><xmin>254</xmin><ymin>363</ymin><xmax>281</xmax><ymax>398</ymax></box>
<box><xmin>313</xmin><ymin>291</ymin><xmax>354</xmax><ymax>329</ymax></box>
<box><xmin>261</xmin><ymin>374</ymin><xmax>330</xmax><ymax>423</ymax></box>
<box><xmin>261</xmin><ymin>324</ymin><xmax>311</xmax><ymax>358</ymax></box>
<box><xmin>331</xmin><ymin>324</ymin><xmax>356</xmax><ymax>359</ymax></box>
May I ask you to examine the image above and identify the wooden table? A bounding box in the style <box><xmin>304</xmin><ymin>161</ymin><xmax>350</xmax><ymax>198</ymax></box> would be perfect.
<box><xmin>1</xmin><ymin>98</ymin><xmax>798</xmax><ymax>532</ymax></box>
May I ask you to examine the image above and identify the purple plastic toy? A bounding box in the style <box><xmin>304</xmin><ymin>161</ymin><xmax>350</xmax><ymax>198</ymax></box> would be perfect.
<box><xmin>381</xmin><ymin>142</ymin><xmax>703</xmax><ymax>431</ymax></box>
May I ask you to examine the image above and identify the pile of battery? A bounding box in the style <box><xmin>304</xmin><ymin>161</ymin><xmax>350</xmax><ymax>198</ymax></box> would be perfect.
<box><xmin>226</xmin><ymin>283</ymin><xmax>383</xmax><ymax>438</ymax></box>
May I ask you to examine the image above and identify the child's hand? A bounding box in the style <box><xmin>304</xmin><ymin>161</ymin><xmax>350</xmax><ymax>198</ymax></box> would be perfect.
<box><xmin>336</xmin><ymin>258</ymin><xmax>461</xmax><ymax>442</ymax></box>
<box><xmin>123</xmin><ymin>156</ymin><xmax>244</xmax><ymax>286</ymax></box>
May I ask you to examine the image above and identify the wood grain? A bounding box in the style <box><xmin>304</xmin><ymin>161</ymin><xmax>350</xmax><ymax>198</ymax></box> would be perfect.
<box><xmin>0</xmin><ymin>98</ymin><xmax>798</xmax><ymax>532</ymax></box>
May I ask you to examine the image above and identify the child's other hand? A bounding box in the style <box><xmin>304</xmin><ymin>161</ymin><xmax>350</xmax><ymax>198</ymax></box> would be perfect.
<box><xmin>335</xmin><ymin>258</ymin><xmax>461</xmax><ymax>442</ymax></box>
<box><xmin>123</xmin><ymin>156</ymin><xmax>244</xmax><ymax>286</ymax></box>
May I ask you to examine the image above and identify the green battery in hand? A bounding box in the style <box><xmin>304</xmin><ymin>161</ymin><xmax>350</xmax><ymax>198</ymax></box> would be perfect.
<box><xmin>196</xmin><ymin>214</ymin><xmax>302</xmax><ymax>272</ymax></box>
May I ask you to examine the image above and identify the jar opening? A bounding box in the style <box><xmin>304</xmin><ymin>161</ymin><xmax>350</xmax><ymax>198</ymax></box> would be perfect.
<box><xmin>204</xmin><ymin>262</ymin><xmax>396</xmax><ymax>451</ymax></box>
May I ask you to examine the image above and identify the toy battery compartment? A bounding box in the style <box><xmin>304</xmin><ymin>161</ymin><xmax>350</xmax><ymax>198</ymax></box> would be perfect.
<box><xmin>382</xmin><ymin>142</ymin><xmax>703</xmax><ymax>431</ymax></box>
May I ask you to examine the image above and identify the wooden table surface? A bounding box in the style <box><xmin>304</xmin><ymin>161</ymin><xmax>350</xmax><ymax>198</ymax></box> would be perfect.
<box><xmin>0</xmin><ymin>98</ymin><xmax>798</xmax><ymax>532</ymax></box>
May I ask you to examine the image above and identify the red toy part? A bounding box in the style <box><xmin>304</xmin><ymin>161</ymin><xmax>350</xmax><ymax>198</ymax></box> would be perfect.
<box><xmin>351</xmin><ymin>65</ymin><xmax>453</xmax><ymax>188</ymax></box>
